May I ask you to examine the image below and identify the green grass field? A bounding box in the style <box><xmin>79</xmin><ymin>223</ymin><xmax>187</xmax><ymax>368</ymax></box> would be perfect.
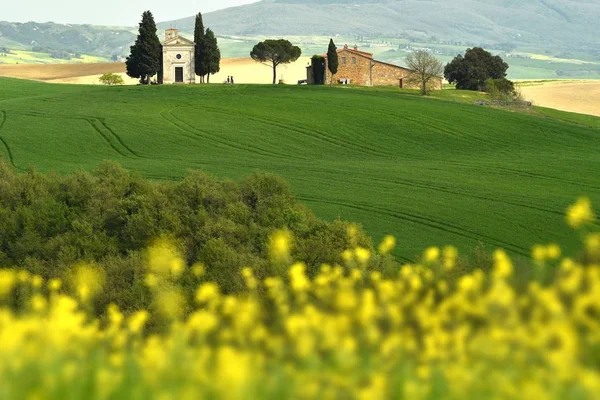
<box><xmin>1</xmin><ymin>77</ymin><xmax>599</xmax><ymax>261</ymax></box>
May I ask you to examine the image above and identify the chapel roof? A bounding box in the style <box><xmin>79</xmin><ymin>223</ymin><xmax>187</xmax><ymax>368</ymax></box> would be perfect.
<box><xmin>163</xmin><ymin>36</ymin><xmax>195</xmax><ymax>47</ymax></box>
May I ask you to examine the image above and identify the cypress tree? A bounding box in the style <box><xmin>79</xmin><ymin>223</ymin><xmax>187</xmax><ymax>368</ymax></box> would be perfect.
<box><xmin>126</xmin><ymin>11</ymin><xmax>162</xmax><ymax>85</ymax></box>
<box><xmin>204</xmin><ymin>29</ymin><xmax>221</xmax><ymax>84</ymax></box>
<box><xmin>327</xmin><ymin>39</ymin><xmax>339</xmax><ymax>86</ymax></box>
<box><xmin>193</xmin><ymin>13</ymin><xmax>206</xmax><ymax>83</ymax></box>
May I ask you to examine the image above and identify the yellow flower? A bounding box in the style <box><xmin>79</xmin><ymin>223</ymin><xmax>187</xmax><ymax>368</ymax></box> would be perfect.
<box><xmin>71</xmin><ymin>264</ymin><xmax>105</xmax><ymax>303</ymax></box>
<box><xmin>443</xmin><ymin>246</ymin><xmax>458</xmax><ymax>271</ymax></box>
<box><xmin>354</xmin><ymin>247</ymin><xmax>371</xmax><ymax>265</ymax></box>
<box><xmin>145</xmin><ymin>273</ymin><xmax>159</xmax><ymax>288</ymax></box>
<box><xmin>269</xmin><ymin>229</ymin><xmax>293</xmax><ymax>263</ymax></box>
<box><xmin>546</xmin><ymin>243</ymin><xmax>561</xmax><ymax>260</ymax></box>
<box><xmin>586</xmin><ymin>233</ymin><xmax>600</xmax><ymax>257</ymax></box>
<box><xmin>17</xmin><ymin>270</ymin><xmax>30</xmax><ymax>283</ymax></box>
<box><xmin>566</xmin><ymin>197</ymin><xmax>595</xmax><ymax>229</ymax></box>
<box><xmin>378</xmin><ymin>235</ymin><xmax>396</xmax><ymax>255</ymax></box>
<box><xmin>31</xmin><ymin>275</ymin><xmax>43</xmax><ymax>289</ymax></box>
<box><xmin>289</xmin><ymin>263</ymin><xmax>310</xmax><ymax>293</ymax></box>
<box><xmin>127</xmin><ymin>310</ymin><xmax>149</xmax><ymax>334</ymax></box>
<box><xmin>192</xmin><ymin>263</ymin><xmax>205</xmax><ymax>277</ymax></box>
<box><xmin>493</xmin><ymin>249</ymin><xmax>513</xmax><ymax>279</ymax></box>
<box><xmin>347</xmin><ymin>224</ymin><xmax>359</xmax><ymax>240</ymax></box>
<box><xmin>0</xmin><ymin>270</ymin><xmax>16</xmax><ymax>298</ymax></box>
<box><xmin>532</xmin><ymin>244</ymin><xmax>547</xmax><ymax>263</ymax></box>
<box><xmin>195</xmin><ymin>282</ymin><xmax>220</xmax><ymax>304</ymax></box>
<box><xmin>48</xmin><ymin>278</ymin><xmax>62</xmax><ymax>291</ymax></box>
<box><xmin>30</xmin><ymin>294</ymin><xmax>47</xmax><ymax>312</ymax></box>
<box><xmin>148</xmin><ymin>239</ymin><xmax>185</xmax><ymax>278</ymax></box>
<box><xmin>424</xmin><ymin>247</ymin><xmax>440</xmax><ymax>263</ymax></box>
<box><xmin>155</xmin><ymin>288</ymin><xmax>185</xmax><ymax>320</ymax></box>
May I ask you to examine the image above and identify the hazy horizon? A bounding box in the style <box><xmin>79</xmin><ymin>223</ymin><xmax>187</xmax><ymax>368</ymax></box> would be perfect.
<box><xmin>1</xmin><ymin>0</ymin><xmax>260</xmax><ymax>27</ymax></box>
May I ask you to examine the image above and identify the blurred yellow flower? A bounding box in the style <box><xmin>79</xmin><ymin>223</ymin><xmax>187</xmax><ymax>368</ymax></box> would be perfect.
<box><xmin>443</xmin><ymin>246</ymin><xmax>458</xmax><ymax>271</ymax></box>
<box><xmin>493</xmin><ymin>249</ymin><xmax>513</xmax><ymax>279</ymax></box>
<box><xmin>127</xmin><ymin>310</ymin><xmax>149</xmax><ymax>334</ymax></box>
<box><xmin>0</xmin><ymin>270</ymin><xmax>16</xmax><ymax>298</ymax></box>
<box><xmin>355</xmin><ymin>247</ymin><xmax>371</xmax><ymax>265</ymax></box>
<box><xmin>71</xmin><ymin>264</ymin><xmax>105</xmax><ymax>303</ymax></box>
<box><xmin>48</xmin><ymin>278</ymin><xmax>62</xmax><ymax>292</ymax></box>
<box><xmin>148</xmin><ymin>239</ymin><xmax>185</xmax><ymax>278</ymax></box>
<box><xmin>269</xmin><ymin>229</ymin><xmax>292</xmax><ymax>263</ymax></box>
<box><xmin>566</xmin><ymin>197</ymin><xmax>595</xmax><ymax>229</ymax></box>
<box><xmin>378</xmin><ymin>235</ymin><xmax>396</xmax><ymax>255</ymax></box>
<box><xmin>586</xmin><ymin>233</ymin><xmax>600</xmax><ymax>257</ymax></box>
<box><xmin>195</xmin><ymin>282</ymin><xmax>220</xmax><ymax>304</ymax></box>
<box><xmin>424</xmin><ymin>247</ymin><xmax>440</xmax><ymax>263</ymax></box>
<box><xmin>192</xmin><ymin>263</ymin><xmax>205</xmax><ymax>277</ymax></box>
<box><xmin>31</xmin><ymin>275</ymin><xmax>43</xmax><ymax>289</ymax></box>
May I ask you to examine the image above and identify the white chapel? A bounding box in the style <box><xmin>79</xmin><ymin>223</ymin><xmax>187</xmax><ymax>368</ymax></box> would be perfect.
<box><xmin>161</xmin><ymin>29</ymin><xmax>195</xmax><ymax>84</ymax></box>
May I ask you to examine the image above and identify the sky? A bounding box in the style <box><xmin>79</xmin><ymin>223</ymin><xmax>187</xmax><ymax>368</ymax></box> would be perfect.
<box><xmin>1</xmin><ymin>0</ymin><xmax>259</xmax><ymax>26</ymax></box>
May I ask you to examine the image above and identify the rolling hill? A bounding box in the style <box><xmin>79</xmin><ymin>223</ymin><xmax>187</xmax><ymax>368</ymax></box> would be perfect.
<box><xmin>0</xmin><ymin>21</ymin><xmax>135</xmax><ymax>60</ymax></box>
<box><xmin>160</xmin><ymin>0</ymin><xmax>600</xmax><ymax>53</ymax></box>
<box><xmin>0</xmin><ymin>78</ymin><xmax>599</xmax><ymax>261</ymax></box>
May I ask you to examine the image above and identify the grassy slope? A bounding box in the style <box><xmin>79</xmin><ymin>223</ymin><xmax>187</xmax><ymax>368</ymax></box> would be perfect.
<box><xmin>0</xmin><ymin>78</ymin><xmax>599</xmax><ymax>261</ymax></box>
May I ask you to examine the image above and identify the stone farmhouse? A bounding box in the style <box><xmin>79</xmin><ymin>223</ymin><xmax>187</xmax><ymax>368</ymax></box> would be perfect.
<box><xmin>159</xmin><ymin>29</ymin><xmax>195</xmax><ymax>84</ymax></box>
<box><xmin>307</xmin><ymin>44</ymin><xmax>442</xmax><ymax>89</ymax></box>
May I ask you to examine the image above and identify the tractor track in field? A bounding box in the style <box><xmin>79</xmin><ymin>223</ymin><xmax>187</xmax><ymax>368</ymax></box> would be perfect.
<box><xmin>365</xmin><ymin>107</ymin><xmax>513</xmax><ymax>154</ymax></box>
<box><xmin>297</xmin><ymin>195</ymin><xmax>530</xmax><ymax>257</ymax></box>
<box><xmin>444</xmin><ymin>161</ymin><xmax>600</xmax><ymax>191</ymax></box>
<box><xmin>8</xmin><ymin>111</ymin><xmax>142</xmax><ymax>160</ymax></box>
<box><xmin>295</xmin><ymin>165</ymin><xmax>568</xmax><ymax>218</ymax></box>
<box><xmin>0</xmin><ymin>110</ymin><xmax>19</xmax><ymax>169</ymax></box>
<box><xmin>85</xmin><ymin>119</ymin><xmax>137</xmax><ymax>159</ymax></box>
<box><xmin>364</xmin><ymin>175</ymin><xmax>567</xmax><ymax>217</ymax></box>
<box><xmin>97</xmin><ymin>119</ymin><xmax>143</xmax><ymax>158</ymax></box>
<box><xmin>159</xmin><ymin>106</ymin><xmax>304</xmax><ymax>161</ymax></box>
<box><xmin>199</xmin><ymin>106</ymin><xmax>395</xmax><ymax>159</ymax></box>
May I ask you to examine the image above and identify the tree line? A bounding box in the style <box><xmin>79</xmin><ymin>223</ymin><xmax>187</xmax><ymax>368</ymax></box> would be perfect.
<box><xmin>125</xmin><ymin>11</ymin><xmax>221</xmax><ymax>84</ymax></box>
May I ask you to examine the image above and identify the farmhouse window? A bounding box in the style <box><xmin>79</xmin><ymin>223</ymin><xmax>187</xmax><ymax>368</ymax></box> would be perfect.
<box><xmin>352</xmin><ymin>57</ymin><xmax>356</xmax><ymax>64</ymax></box>
<box><xmin>342</xmin><ymin>57</ymin><xmax>347</xmax><ymax>64</ymax></box>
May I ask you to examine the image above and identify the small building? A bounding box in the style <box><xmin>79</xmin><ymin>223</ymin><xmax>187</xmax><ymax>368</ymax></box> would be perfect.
<box><xmin>307</xmin><ymin>44</ymin><xmax>442</xmax><ymax>90</ymax></box>
<box><xmin>160</xmin><ymin>29</ymin><xmax>195</xmax><ymax>84</ymax></box>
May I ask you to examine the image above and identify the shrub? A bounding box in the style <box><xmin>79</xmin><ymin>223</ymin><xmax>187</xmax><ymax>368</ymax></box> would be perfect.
<box><xmin>0</xmin><ymin>161</ymin><xmax>373</xmax><ymax>315</ymax></box>
<box><xmin>99</xmin><ymin>73</ymin><xmax>125</xmax><ymax>85</ymax></box>
<box><xmin>485</xmin><ymin>78</ymin><xmax>516</xmax><ymax>100</ymax></box>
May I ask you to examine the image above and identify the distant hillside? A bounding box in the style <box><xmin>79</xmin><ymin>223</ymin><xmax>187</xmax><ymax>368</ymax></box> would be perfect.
<box><xmin>0</xmin><ymin>21</ymin><xmax>135</xmax><ymax>59</ymax></box>
<box><xmin>160</xmin><ymin>0</ymin><xmax>600</xmax><ymax>53</ymax></box>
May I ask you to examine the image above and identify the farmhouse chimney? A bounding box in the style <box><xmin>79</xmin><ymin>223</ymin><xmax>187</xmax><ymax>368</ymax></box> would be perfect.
<box><xmin>165</xmin><ymin>29</ymin><xmax>179</xmax><ymax>41</ymax></box>
<box><xmin>354</xmin><ymin>45</ymin><xmax>358</xmax><ymax>51</ymax></box>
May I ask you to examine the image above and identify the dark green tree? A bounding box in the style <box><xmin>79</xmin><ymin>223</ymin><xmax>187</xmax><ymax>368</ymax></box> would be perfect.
<box><xmin>250</xmin><ymin>39</ymin><xmax>302</xmax><ymax>84</ymax></box>
<box><xmin>204</xmin><ymin>29</ymin><xmax>221</xmax><ymax>84</ymax></box>
<box><xmin>193</xmin><ymin>12</ymin><xmax>207</xmax><ymax>83</ymax></box>
<box><xmin>126</xmin><ymin>11</ymin><xmax>162</xmax><ymax>85</ymax></box>
<box><xmin>444</xmin><ymin>47</ymin><xmax>509</xmax><ymax>91</ymax></box>
<box><xmin>311</xmin><ymin>55</ymin><xmax>326</xmax><ymax>85</ymax></box>
<box><xmin>327</xmin><ymin>39</ymin><xmax>339</xmax><ymax>86</ymax></box>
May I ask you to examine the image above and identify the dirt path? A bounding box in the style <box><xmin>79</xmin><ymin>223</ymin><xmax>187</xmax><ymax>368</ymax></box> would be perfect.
<box><xmin>519</xmin><ymin>81</ymin><xmax>600</xmax><ymax>117</ymax></box>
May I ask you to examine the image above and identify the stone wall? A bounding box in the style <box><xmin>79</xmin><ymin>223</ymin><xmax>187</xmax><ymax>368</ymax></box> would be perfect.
<box><xmin>163</xmin><ymin>45</ymin><xmax>195</xmax><ymax>84</ymax></box>
<box><xmin>325</xmin><ymin>50</ymin><xmax>371</xmax><ymax>86</ymax></box>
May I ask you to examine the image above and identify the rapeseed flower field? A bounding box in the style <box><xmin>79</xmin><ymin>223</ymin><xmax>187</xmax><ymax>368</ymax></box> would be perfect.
<box><xmin>0</xmin><ymin>198</ymin><xmax>599</xmax><ymax>400</ymax></box>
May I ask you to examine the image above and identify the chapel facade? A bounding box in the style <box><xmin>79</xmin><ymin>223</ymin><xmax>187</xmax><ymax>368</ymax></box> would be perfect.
<box><xmin>160</xmin><ymin>29</ymin><xmax>195</xmax><ymax>84</ymax></box>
